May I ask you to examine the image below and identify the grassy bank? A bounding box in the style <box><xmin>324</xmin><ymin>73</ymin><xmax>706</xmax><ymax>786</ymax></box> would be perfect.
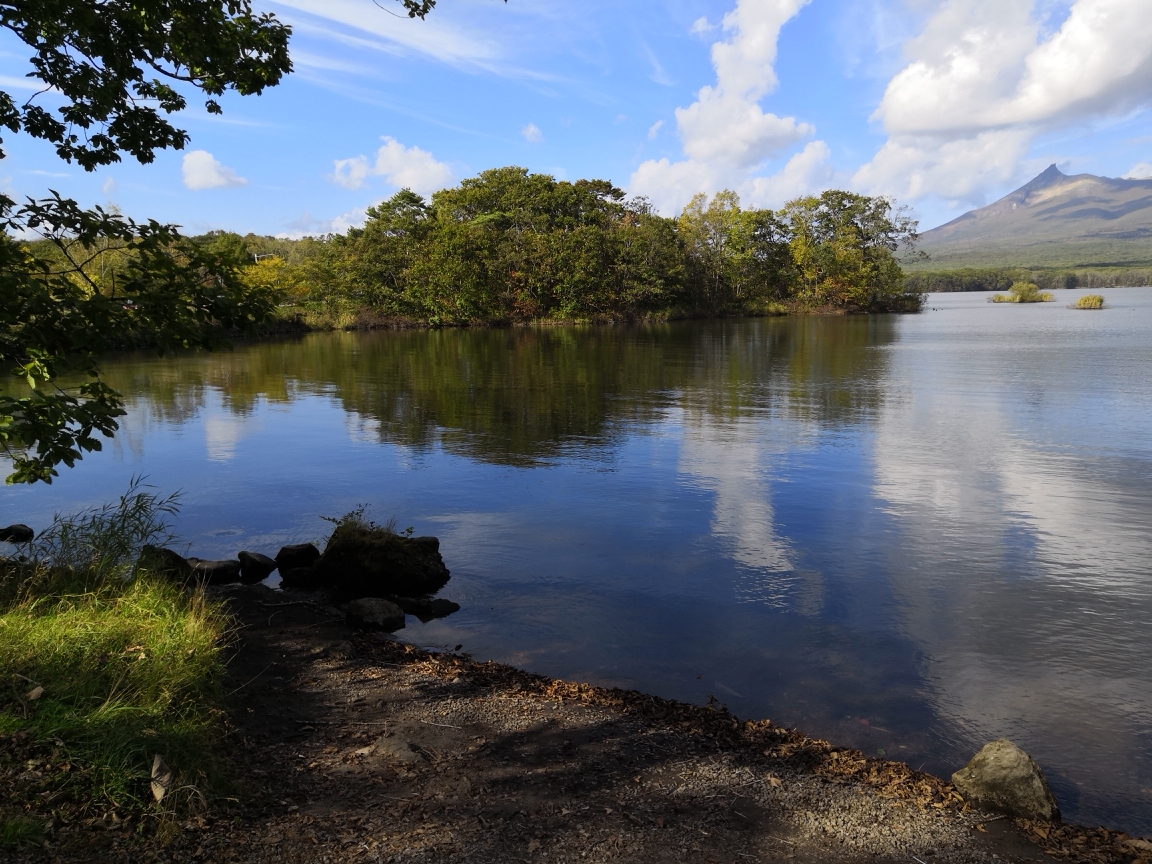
<box><xmin>0</xmin><ymin>485</ymin><xmax>228</xmax><ymax>849</ymax></box>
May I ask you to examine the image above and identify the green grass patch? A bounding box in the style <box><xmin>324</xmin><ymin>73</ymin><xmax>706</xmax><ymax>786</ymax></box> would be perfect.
<box><xmin>989</xmin><ymin>281</ymin><xmax>1054</xmax><ymax>303</ymax></box>
<box><xmin>0</xmin><ymin>815</ymin><xmax>44</xmax><ymax>850</ymax></box>
<box><xmin>1074</xmin><ymin>294</ymin><xmax>1105</xmax><ymax>309</ymax></box>
<box><xmin>0</xmin><ymin>482</ymin><xmax>229</xmax><ymax>818</ymax></box>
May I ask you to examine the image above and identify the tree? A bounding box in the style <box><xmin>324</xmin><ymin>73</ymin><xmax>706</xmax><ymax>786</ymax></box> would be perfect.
<box><xmin>781</xmin><ymin>191</ymin><xmax>921</xmax><ymax>312</ymax></box>
<box><xmin>0</xmin><ymin>0</ymin><xmax>298</xmax><ymax>483</ymax></box>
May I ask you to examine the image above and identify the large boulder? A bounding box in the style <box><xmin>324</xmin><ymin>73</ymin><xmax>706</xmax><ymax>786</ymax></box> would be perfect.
<box><xmin>275</xmin><ymin>542</ymin><xmax>320</xmax><ymax>572</ymax></box>
<box><xmin>346</xmin><ymin>598</ymin><xmax>406</xmax><ymax>632</ymax></box>
<box><xmin>952</xmin><ymin>739</ymin><xmax>1061</xmax><ymax>822</ymax></box>
<box><xmin>0</xmin><ymin>524</ymin><xmax>35</xmax><ymax>544</ymax></box>
<box><xmin>238</xmin><ymin>550</ymin><xmax>277</xmax><ymax>584</ymax></box>
<box><xmin>186</xmin><ymin>558</ymin><xmax>242</xmax><ymax>585</ymax></box>
<box><xmin>310</xmin><ymin>520</ymin><xmax>449</xmax><ymax>598</ymax></box>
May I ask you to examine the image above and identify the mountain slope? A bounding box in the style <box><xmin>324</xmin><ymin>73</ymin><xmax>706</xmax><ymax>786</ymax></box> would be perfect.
<box><xmin>912</xmin><ymin>165</ymin><xmax>1152</xmax><ymax>269</ymax></box>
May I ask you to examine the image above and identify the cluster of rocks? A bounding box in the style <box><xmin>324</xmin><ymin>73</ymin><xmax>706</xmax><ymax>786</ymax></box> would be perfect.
<box><xmin>136</xmin><ymin>525</ymin><xmax>459</xmax><ymax>633</ymax></box>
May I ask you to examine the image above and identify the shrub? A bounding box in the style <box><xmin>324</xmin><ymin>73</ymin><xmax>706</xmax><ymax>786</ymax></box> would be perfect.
<box><xmin>990</xmin><ymin>281</ymin><xmax>1054</xmax><ymax>303</ymax></box>
<box><xmin>1074</xmin><ymin>294</ymin><xmax>1104</xmax><ymax>309</ymax></box>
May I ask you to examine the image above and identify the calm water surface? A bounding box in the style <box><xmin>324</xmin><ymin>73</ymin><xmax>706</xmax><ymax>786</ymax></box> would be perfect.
<box><xmin>5</xmin><ymin>289</ymin><xmax>1152</xmax><ymax>833</ymax></box>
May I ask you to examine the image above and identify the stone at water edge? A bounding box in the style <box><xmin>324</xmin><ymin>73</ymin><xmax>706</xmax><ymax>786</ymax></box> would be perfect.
<box><xmin>310</xmin><ymin>524</ymin><xmax>450</xmax><ymax>598</ymax></box>
<box><xmin>279</xmin><ymin>566</ymin><xmax>320</xmax><ymax>590</ymax></box>
<box><xmin>186</xmin><ymin>558</ymin><xmax>242</xmax><ymax>585</ymax></box>
<box><xmin>275</xmin><ymin>542</ymin><xmax>320</xmax><ymax>572</ymax></box>
<box><xmin>346</xmin><ymin>597</ymin><xmax>406</xmax><ymax>632</ymax></box>
<box><xmin>951</xmin><ymin>738</ymin><xmax>1061</xmax><ymax>822</ymax></box>
<box><xmin>395</xmin><ymin>596</ymin><xmax>461</xmax><ymax>622</ymax></box>
<box><xmin>238</xmin><ymin>550</ymin><xmax>277</xmax><ymax>583</ymax></box>
<box><xmin>137</xmin><ymin>545</ymin><xmax>195</xmax><ymax>584</ymax></box>
<box><xmin>0</xmin><ymin>524</ymin><xmax>34</xmax><ymax>543</ymax></box>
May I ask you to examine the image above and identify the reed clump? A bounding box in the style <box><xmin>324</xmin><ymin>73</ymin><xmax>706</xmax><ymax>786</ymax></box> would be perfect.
<box><xmin>1074</xmin><ymin>294</ymin><xmax>1105</xmax><ymax>309</ymax></box>
<box><xmin>0</xmin><ymin>481</ymin><xmax>229</xmax><ymax>827</ymax></box>
<box><xmin>989</xmin><ymin>281</ymin><xmax>1055</xmax><ymax>303</ymax></box>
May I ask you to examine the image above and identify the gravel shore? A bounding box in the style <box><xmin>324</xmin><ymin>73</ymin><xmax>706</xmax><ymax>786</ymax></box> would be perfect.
<box><xmin>13</xmin><ymin>583</ymin><xmax>1149</xmax><ymax>864</ymax></box>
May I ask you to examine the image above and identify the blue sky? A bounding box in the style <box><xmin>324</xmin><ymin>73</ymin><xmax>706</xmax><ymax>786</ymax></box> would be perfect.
<box><xmin>2</xmin><ymin>0</ymin><xmax>1150</xmax><ymax>236</ymax></box>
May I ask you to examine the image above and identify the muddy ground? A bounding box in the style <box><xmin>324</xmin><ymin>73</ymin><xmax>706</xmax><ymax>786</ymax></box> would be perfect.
<box><xmin>12</xmin><ymin>583</ymin><xmax>1152</xmax><ymax>864</ymax></box>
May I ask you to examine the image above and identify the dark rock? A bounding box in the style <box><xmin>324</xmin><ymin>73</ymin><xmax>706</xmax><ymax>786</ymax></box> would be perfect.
<box><xmin>394</xmin><ymin>596</ymin><xmax>461</xmax><ymax>623</ymax></box>
<box><xmin>952</xmin><ymin>739</ymin><xmax>1061</xmax><ymax>822</ymax></box>
<box><xmin>136</xmin><ymin>545</ymin><xmax>195</xmax><ymax>584</ymax></box>
<box><xmin>346</xmin><ymin>598</ymin><xmax>406</xmax><ymax>632</ymax></box>
<box><xmin>278</xmin><ymin>566</ymin><xmax>320</xmax><ymax>590</ymax></box>
<box><xmin>186</xmin><ymin>558</ymin><xmax>242</xmax><ymax>585</ymax></box>
<box><xmin>409</xmin><ymin>536</ymin><xmax>439</xmax><ymax>553</ymax></box>
<box><xmin>275</xmin><ymin>542</ymin><xmax>320</xmax><ymax>572</ymax></box>
<box><xmin>310</xmin><ymin>521</ymin><xmax>450</xmax><ymax>598</ymax></box>
<box><xmin>238</xmin><ymin>550</ymin><xmax>277</xmax><ymax>584</ymax></box>
<box><xmin>0</xmin><ymin>524</ymin><xmax>34</xmax><ymax>544</ymax></box>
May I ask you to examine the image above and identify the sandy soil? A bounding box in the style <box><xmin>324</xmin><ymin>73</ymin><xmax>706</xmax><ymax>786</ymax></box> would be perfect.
<box><xmin>12</xmin><ymin>582</ymin><xmax>1151</xmax><ymax>864</ymax></box>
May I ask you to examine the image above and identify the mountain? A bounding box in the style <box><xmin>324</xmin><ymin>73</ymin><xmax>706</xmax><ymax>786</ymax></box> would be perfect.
<box><xmin>912</xmin><ymin>165</ymin><xmax>1152</xmax><ymax>270</ymax></box>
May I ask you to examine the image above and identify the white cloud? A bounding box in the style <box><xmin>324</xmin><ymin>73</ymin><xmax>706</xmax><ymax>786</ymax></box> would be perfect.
<box><xmin>331</xmin><ymin>137</ymin><xmax>454</xmax><ymax>197</ymax></box>
<box><xmin>521</xmin><ymin>122</ymin><xmax>544</xmax><ymax>143</ymax></box>
<box><xmin>690</xmin><ymin>17</ymin><xmax>716</xmax><ymax>36</ymax></box>
<box><xmin>629</xmin><ymin>0</ymin><xmax>815</xmax><ymax>214</ymax></box>
<box><xmin>743</xmin><ymin>141</ymin><xmax>836</xmax><ymax>208</ymax></box>
<box><xmin>181</xmin><ymin>150</ymin><xmax>247</xmax><ymax>190</ymax></box>
<box><xmin>101</xmin><ymin>176</ymin><xmax>117</xmax><ymax>199</ymax></box>
<box><xmin>856</xmin><ymin>0</ymin><xmax>1152</xmax><ymax>205</ymax></box>
<box><xmin>1123</xmin><ymin>162</ymin><xmax>1152</xmax><ymax>179</ymax></box>
<box><xmin>647</xmin><ymin>120</ymin><xmax>664</xmax><ymax>140</ymax></box>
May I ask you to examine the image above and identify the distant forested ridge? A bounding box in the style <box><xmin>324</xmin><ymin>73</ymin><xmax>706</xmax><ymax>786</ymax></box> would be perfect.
<box><xmin>51</xmin><ymin>167</ymin><xmax>920</xmax><ymax>329</ymax></box>
<box><xmin>903</xmin><ymin>266</ymin><xmax>1152</xmax><ymax>294</ymax></box>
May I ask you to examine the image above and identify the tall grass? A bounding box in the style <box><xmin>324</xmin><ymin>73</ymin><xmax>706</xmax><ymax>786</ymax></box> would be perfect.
<box><xmin>0</xmin><ymin>481</ymin><xmax>229</xmax><ymax>818</ymax></box>
<box><xmin>1074</xmin><ymin>294</ymin><xmax>1105</xmax><ymax>309</ymax></box>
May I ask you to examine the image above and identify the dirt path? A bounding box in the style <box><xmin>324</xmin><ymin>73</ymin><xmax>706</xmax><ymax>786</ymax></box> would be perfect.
<box><xmin>34</xmin><ymin>583</ymin><xmax>1150</xmax><ymax>863</ymax></box>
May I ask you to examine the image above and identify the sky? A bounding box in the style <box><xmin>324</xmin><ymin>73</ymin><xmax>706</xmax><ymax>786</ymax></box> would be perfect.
<box><xmin>1</xmin><ymin>0</ymin><xmax>1151</xmax><ymax>236</ymax></box>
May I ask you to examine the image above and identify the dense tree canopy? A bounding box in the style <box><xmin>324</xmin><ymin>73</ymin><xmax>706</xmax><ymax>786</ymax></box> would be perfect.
<box><xmin>238</xmin><ymin>170</ymin><xmax>923</xmax><ymax>329</ymax></box>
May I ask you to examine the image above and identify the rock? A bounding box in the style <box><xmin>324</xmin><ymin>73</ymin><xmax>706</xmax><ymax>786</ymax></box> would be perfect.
<box><xmin>279</xmin><ymin>566</ymin><xmax>320</xmax><ymax>590</ymax></box>
<box><xmin>137</xmin><ymin>545</ymin><xmax>195</xmax><ymax>584</ymax></box>
<box><xmin>310</xmin><ymin>520</ymin><xmax>450</xmax><ymax>598</ymax></box>
<box><xmin>238</xmin><ymin>550</ymin><xmax>277</xmax><ymax>584</ymax></box>
<box><xmin>309</xmin><ymin>640</ymin><xmax>355</xmax><ymax>660</ymax></box>
<box><xmin>346</xmin><ymin>597</ymin><xmax>406</xmax><ymax>632</ymax></box>
<box><xmin>394</xmin><ymin>596</ymin><xmax>461</xmax><ymax>623</ymax></box>
<box><xmin>186</xmin><ymin>558</ymin><xmax>242</xmax><ymax>585</ymax></box>
<box><xmin>0</xmin><ymin>524</ymin><xmax>34</xmax><ymax>544</ymax></box>
<box><xmin>275</xmin><ymin>542</ymin><xmax>320</xmax><ymax>572</ymax></box>
<box><xmin>354</xmin><ymin>737</ymin><xmax>421</xmax><ymax>764</ymax></box>
<box><xmin>952</xmin><ymin>739</ymin><xmax>1061</xmax><ymax>822</ymax></box>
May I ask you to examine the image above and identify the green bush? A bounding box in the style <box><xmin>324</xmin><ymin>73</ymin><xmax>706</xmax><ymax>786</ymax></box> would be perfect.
<box><xmin>990</xmin><ymin>281</ymin><xmax>1054</xmax><ymax>303</ymax></box>
<box><xmin>1074</xmin><ymin>294</ymin><xmax>1105</xmax><ymax>309</ymax></box>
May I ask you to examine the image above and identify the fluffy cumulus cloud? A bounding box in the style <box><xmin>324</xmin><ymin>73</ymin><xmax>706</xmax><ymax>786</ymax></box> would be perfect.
<box><xmin>520</xmin><ymin>122</ymin><xmax>544</xmax><ymax>143</ymax></box>
<box><xmin>630</xmin><ymin>0</ymin><xmax>827</xmax><ymax>215</ymax></box>
<box><xmin>855</xmin><ymin>0</ymin><xmax>1152</xmax><ymax>205</ymax></box>
<box><xmin>181</xmin><ymin>150</ymin><xmax>247</xmax><ymax>190</ymax></box>
<box><xmin>1124</xmin><ymin>162</ymin><xmax>1152</xmax><ymax>180</ymax></box>
<box><xmin>332</xmin><ymin>137</ymin><xmax>455</xmax><ymax>197</ymax></box>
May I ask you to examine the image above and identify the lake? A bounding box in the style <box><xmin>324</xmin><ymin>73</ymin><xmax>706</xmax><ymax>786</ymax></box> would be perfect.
<box><xmin>4</xmin><ymin>288</ymin><xmax>1152</xmax><ymax>834</ymax></box>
